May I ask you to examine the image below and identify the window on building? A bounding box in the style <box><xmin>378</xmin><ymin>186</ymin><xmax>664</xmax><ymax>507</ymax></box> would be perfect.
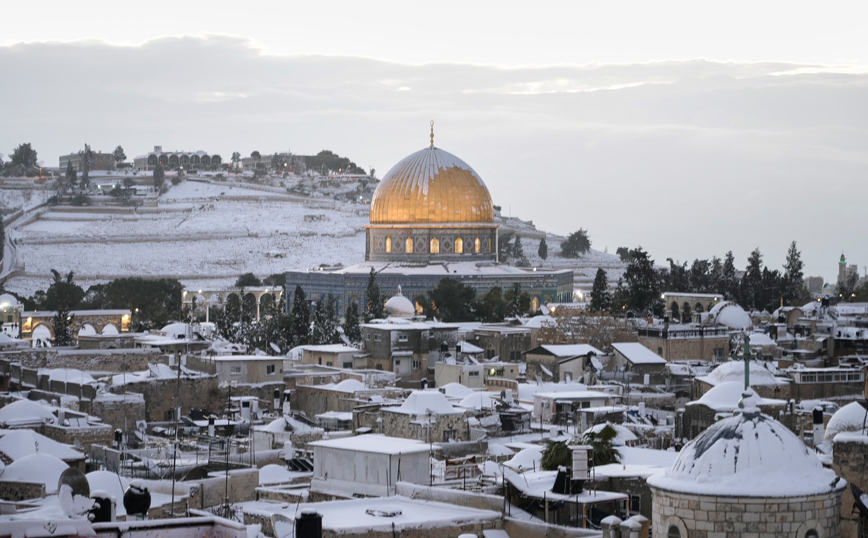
<box><xmin>365</xmin><ymin>333</ymin><xmax>371</xmax><ymax>341</ymax></box>
<box><xmin>405</xmin><ymin>237</ymin><xmax>413</xmax><ymax>253</ymax></box>
<box><xmin>714</xmin><ymin>347</ymin><xmax>725</xmax><ymax>359</ymax></box>
<box><xmin>430</xmin><ymin>237</ymin><xmax>440</xmax><ymax>254</ymax></box>
<box><xmin>658</xmin><ymin>347</ymin><xmax>663</xmax><ymax>355</ymax></box>
<box><xmin>230</xmin><ymin>366</ymin><xmax>241</xmax><ymax>375</ymax></box>
<box><xmin>805</xmin><ymin>531</ymin><xmax>819</xmax><ymax>538</ymax></box>
<box><xmin>385</xmin><ymin>236</ymin><xmax>392</xmax><ymax>253</ymax></box>
<box><xmin>266</xmin><ymin>364</ymin><xmax>276</xmax><ymax>375</ymax></box>
<box><xmin>455</xmin><ymin>237</ymin><xmax>463</xmax><ymax>254</ymax></box>
<box><xmin>442</xmin><ymin>429</ymin><xmax>456</xmax><ymax>442</ymax></box>
<box><xmin>326</xmin><ymin>362</ymin><xmax>333</xmax><ymax>367</ymax></box>
<box><xmin>667</xmin><ymin>526</ymin><xmax>680</xmax><ymax>538</ymax></box>
<box><xmin>412</xmin><ymin>360</ymin><xmax>420</xmax><ymax>369</ymax></box>
<box><xmin>630</xmin><ymin>494</ymin><xmax>641</xmax><ymax>513</ymax></box>
<box><xmin>395</xmin><ymin>360</ymin><xmax>401</xmax><ymax>365</ymax></box>
<box><xmin>398</xmin><ymin>334</ymin><xmax>408</xmax><ymax>342</ymax></box>
<box><xmin>343</xmin><ymin>362</ymin><xmax>352</xmax><ymax>369</ymax></box>
<box><xmin>475</xmin><ymin>237</ymin><xmax>481</xmax><ymax>254</ymax></box>
<box><xmin>376</xmin><ymin>364</ymin><xmax>383</xmax><ymax>370</ymax></box>
<box><xmin>374</xmin><ymin>334</ymin><xmax>382</xmax><ymax>342</ymax></box>
<box><xmin>469</xmin><ymin>371</ymin><xmax>480</xmax><ymax>377</ymax></box>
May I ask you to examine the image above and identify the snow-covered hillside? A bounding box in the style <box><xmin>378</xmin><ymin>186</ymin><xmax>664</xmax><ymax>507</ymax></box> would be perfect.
<box><xmin>2</xmin><ymin>178</ymin><xmax>625</xmax><ymax>296</ymax></box>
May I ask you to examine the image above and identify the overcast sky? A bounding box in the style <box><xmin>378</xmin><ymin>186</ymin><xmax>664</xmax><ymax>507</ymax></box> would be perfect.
<box><xmin>2</xmin><ymin>1</ymin><xmax>867</xmax><ymax>284</ymax></box>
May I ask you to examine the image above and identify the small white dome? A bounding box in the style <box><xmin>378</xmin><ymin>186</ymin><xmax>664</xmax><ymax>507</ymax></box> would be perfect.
<box><xmin>384</xmin><ymin>286</ymin><xmax>415</xmax><ymax>318</ymax></box>
<box><xmin>648</xmin><ymin>409</ymin><xmax>841</xmax><ymax>497</ymax></box>
<box><xmin>708</xmin><ymin>301</ymin><xmax>751</xmax><ymax>330</ymax></box>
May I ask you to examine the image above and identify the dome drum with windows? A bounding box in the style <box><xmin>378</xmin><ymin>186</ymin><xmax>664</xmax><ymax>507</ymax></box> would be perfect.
<box><xmin>365</xmin><ymin>126</ymin><xmax>498</xmax><ymax>263</ymax></box>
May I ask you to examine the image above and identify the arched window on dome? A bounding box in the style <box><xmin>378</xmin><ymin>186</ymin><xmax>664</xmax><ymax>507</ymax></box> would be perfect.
<box><xmin>405</xmin><ymin>237</ymin><xmax>413</xmax><ymax>254</ymax></box>
<box><xmin>455</xmin><ymin>237</ymin><xmax>463</xmax><ymax>254</ymax></box>
<box><xmin>385</xmin><ymin>237</ymin><xmax>392</xmax><ymax>253</ymax></box>
<box><xmin>474</xmin><ymin>237</ymin><xmax>481</xmax><ymax>254</ymax></box>
<box><xmin>430</xmin><ymin>238</ymin><xmax>440</xmax><ymax>254</ymax></box>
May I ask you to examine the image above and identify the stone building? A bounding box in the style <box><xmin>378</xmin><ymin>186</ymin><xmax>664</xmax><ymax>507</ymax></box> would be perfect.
<box><xmin>637</xmin><ymin>325</ymin><xmax>730</xmax><ymax>362</ymax></box>
<box><xmin>523</xmin><ymin>344</ymin><xmax>602</xmax><ymax>383</ymax></box>
<box><xmin>381</xmin><ymin>390</ymin><xmax>469</xmax><ymax>442</ymax></box>
<box><xmin>648</xmin><ymin>391</ymin><xmax>845</xmax><ymax>538</ymax></box>
<box><xmin>285</xmin><ymin>132</ymin><xmax>574</xmax><ymax>316</ymax></box>
<box><xmin>471</xmin><ymin>325</ymin><xmax>533</xmax><ymax>361</ymax></box>
<box><xmin>133</xmin><ymin>145</ymin><xmax>222</xmax><ymax>170</ymax></box>
<box><xmin>59</xmin><ymin>150</ymin><xmax>115</xmax><ymax>172</ymax></box>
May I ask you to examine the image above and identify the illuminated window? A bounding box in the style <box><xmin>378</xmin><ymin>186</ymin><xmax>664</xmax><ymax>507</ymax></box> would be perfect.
<box><xmin>405</xmin><ymin>237</ymin><xmax>413</xmax><ymax>253</ymax></box>
<box><xmin>385</xmin><ymin>237</ymin><xmax>392</xmax><ymax>253</ymax></box>
<box><xmin>474</xmin><ymin>237</ymin><xmax>481</xmax><ymax>254</ymax></box>
<box><xmin>430</xmin><ymin>237</ymin><xmax>440</xmax><ymax>254</ymax></box>
<box><xmin>455</xmin><ymin>237</ymin><xmax>463</xmax><ymax>254</ymax></box>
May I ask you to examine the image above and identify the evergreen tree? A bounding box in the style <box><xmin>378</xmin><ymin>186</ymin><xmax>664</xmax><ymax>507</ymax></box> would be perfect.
<box><xmin>343</xmin><ymin>301</ymin><xmax>362</xmax><ymax>343</ymax></box>
<box><xmin>589</xmin><ymin>268</ymin><xmax>612</xmax><ymax>312</ymax></box>
<box><xmin>310</xmin><ymin>294</ymin><xmax>340</xmax><ymax>344</ymax></box>
<box><xmin>623</xmin><ymin>247</ymin><xmax>661</xmax><ymax>316</ymax></box>
<box><xmin>365</xmin><ymin>268</ymin><xmax>385</xmax><ymax>321</ymax></box>
<box><xmin>560</xmin><ymin>228</ymin><xmax>591</xmax><ymax>258</ymax></box>
<box><xmin>720</xmin><ymin>251</ymin><xmax>739</xmax><ymax>300</ymax></box>
<box><xmin>681</xmin><ymin>302</ymin><xmax>692</xmax><ymax>323</ymax></box>
<box><xmin>512</xmin><ymin>235</ymin><xmax>524</xmax><ymax>260</ymax></box>
<box><xmin>538</xmin><ymin>237</ymin><xmax>548</xmax><ymax>261</ymax></box>
<box><xmin>427</xmin><ymin>278</ymin><xmax>476</xmax><ymax>321</ymax></box>
<box><xmin>708</xmin><ymin>256</ymin><xmax>723</xmax><ymax>295</ymax></box>
<box><xmin>47</xmin><ymin>269</ymin><xmax>80</xmax><ymax>346</ymax></box>
<box><xmin>113</xmin><ymin>145</ymin><xmax>126</xmax><ymax>165</ymax></box>
<box><xmin>689</xmin><ymin>259</ymin><xmax>712</xmax><ymax>293</ymax></box>
<box><xmin>782</xmin><ymin>241</ymin><xmax>807</xmax><ymax>306</ymax></box>
<box><xmin>497</xmin><ymin>231</ymin><xmax>515</xmax><ymax>263</ymax></box>
<box><xmin>153</xmin><ymin>161</ymin><xmax>166</xmax><ymax>190</ymax></box>
<box><xmin>290</xmin><ymin>285</ymin><xmax>310</xmax><ymax>346</ymax></box>
<box><xmin>740</xmin><ymin>248</ymin><xmax>764</xmax><ymax>310</ymax></box>
<box><xmin>615</xmin><ymin>247</ymin><xmax>632</xmax><ymax>263</ymax></box>
<box><xmin>51</xmin><ymin>307</ymin><xmax>75</xmax><ymax>346</ymax></box>
<box><xmin>476</xmin><ymin>286</ymin><xmax>506</xmax><ymax>322</ymax></box>
<box><xmin>65</xmin><ymin>161</ymin><xmax>77</xmax><ymax>191</ymax></box>
<box><xmin>504</xmin><ymin>282</ymin><xmax>530</xmax><ymax>317</ymax></box>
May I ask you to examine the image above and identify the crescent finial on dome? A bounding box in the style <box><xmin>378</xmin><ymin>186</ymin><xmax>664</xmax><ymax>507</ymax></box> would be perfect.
<box><xmin>429</xmin><ymin>120</ymin><xmax>434</xmax><ymax>148</ymax></box>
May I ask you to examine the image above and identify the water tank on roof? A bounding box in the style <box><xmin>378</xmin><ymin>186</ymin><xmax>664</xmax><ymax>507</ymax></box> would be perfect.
<box><xmin>296</xmin><ymin>509</ymin><xmax>323</xmax><ymax>538</ymax></box>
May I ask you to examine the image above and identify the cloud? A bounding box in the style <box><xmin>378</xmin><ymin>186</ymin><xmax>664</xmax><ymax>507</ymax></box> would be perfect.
<box><xmin>0</xmin><ymin>35</ymin><xmax>865</xmax><ymax>281</ymax></box>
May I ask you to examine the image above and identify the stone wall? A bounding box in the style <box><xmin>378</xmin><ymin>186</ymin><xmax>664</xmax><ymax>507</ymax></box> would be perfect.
<box><xmin>382</xmin><ymin>410</ymin><xmax>469</xmax><ymax>442</ymax></box>
<box><xmin>191</xmin><ymin>468</ymin><xmax>260</xmax><ymax>509</ymax></box>
<box><xmin>833</xmin><ymin>437</ymin><xmax>868</xmax><ymax>538</ymax></box>
<box><xmin>1</xmin><ymin>349</ymin><xmax>159</xmax><ymax>373</ymax></box>
<box><xmin>651</xmin><ymin>485</ymin><xmax>842</xmax><ymax>538</ymax></box>
<box><xmin>85</xmin><ymin>394</ymin><xmax>147</xmax><ymax>431</ymax></box>
<box><xmin>0</xmin><ymin>481</ymin><xmax>46</xmax><ymax>501</ymax></box>
<box><xmin>638</xmin><ymin>334</ymin><xmax>728</xmax><ymax>362</ymax></box>
<box><xmin>41</xmin><ymin>422</ymin><xmax>113</xmax><ymax>453</ymax></box>
<box><xmin>113</xmin><ymin>375</ymin><xmax>222</xmax><ymax>422</ymax></box>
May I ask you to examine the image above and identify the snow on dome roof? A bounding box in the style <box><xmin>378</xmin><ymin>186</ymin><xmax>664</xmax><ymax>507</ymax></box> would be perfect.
<box><xmin>370</xmin><ymin>146</ymin><xmax>494</xmax><ymax>225</ymax></box>
<box><xmin>690</xmin><ymin>383</ymin><xmax>784</xmax><ymax>412</ymax></box>
<box><xmin>648</xmin><ymin>410</ymin><xmax>841</xmax><ymax>497</ymax></box>
<box><xmin>439</xmin><ymin>383</ymin><xmax>475</xmax><ymax>398</ymax></box>
<box><xmin>384</xmin><ymin>287</ymin><xmax>415</xmax><ymax>318</ymax></box>
<box><xmin>748</xmin><ymin>332</ymin><xmax>776</xmax><ymax>347</ymax></box>
<box><xmin>0</xmin><ymin>293</ymin><xmax>18</xmax><ymax>305</ymax></box>
<box><xmin>825</xmin><ymin>401</ymin><xmax>868</xmax><ymax>440</ymax></box>
<box><xmin>2</xmin><ymin>453</ymin><xmax>70</xmax><ymax>494</ymax></box>
<box><xmin>330</xmin><ymin>379</ymin><xmax>367</xmax><ymax>393</ymax></box>
<box><xmin>43</xmin><ymin>368</ymin><xmax>96</xmax><ymax>385</ymax></box>
<box><xmin>259</xmin><ymin>463</ymin><xmax>303</xmax><ymax>485</ymax></box>
<box><xmin>708</xmin><ymin>301</ymin><xmax>751</xmax><ymax>330</ymax></box>
<box><xmin>698</xmin><ymin>360</ymin><xmax>786</xmax><ymax>387</ymax></box>
<box><xmin>0</xmin><ymin>430</ymin><xmax>82</xmax><ymax>462</ymax></box>
<box><xmin>457</xmin><ymin>392</ymin><xmax>496</xmax><ymax>410</ymax></box>
<box><xmin>393</xmin><ymin>390</ymin><xmax>460</xmax><ymax>415</ymax></box>
<box><xmin>504</xmin><ymin>447</ymin><xmax>542</xmax><ymax>472</ymax></box>
<box><xmin>583</xmin><ymin>423</ymin><xmax>638</xmax><ymax>446</ymax></box>
<box><xmin>0</xmin><ymin>399</ymin><xmax>55</xmax><ymax>425</ymax></box>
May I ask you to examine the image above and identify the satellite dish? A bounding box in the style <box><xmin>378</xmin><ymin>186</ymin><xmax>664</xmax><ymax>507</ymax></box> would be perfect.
<box><xmin>58</xmin><ymin>468</ymin><xmax>90</xmax><ymax>499</ymax></box>
<box><xmin>57</xmin><ymin>468</ymin><xmax>92</xmax><ymax>518</ymax></box>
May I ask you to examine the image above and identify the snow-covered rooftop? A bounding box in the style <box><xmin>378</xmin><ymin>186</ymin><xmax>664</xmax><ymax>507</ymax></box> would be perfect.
<box><xmin>309</xmin><ymin>434</ymin><xmax>429</xmax><ymax>455</ymax></box>
<box><xmin>387</xmin><ymin>390</ymin><xmax>463</xmax><ymax>415</ymax></box>
<box><xmin>612</xmin><ymin>342</ymin><xmax>666</xmax><ymax>365</ymax></box>
<box><xmin>697</xmin><ymin>360</ymin><xmax>788</xmax><ymax>387</ymax></box>
<box><xmin>689</xmin><ymin>383</ymin><xmax>786</xmax><ymax>412</ymax></box>
<box><xmin>537</xmin><ymin>344</ymin><xmax>603</xmax><ymax>357</ymax></box>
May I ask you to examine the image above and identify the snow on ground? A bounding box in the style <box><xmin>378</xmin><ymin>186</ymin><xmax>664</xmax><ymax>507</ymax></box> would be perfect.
<box><xmin>2</xmin><ymin>178</ymin><xmax>624</xmax><ymax>296</ymax></box>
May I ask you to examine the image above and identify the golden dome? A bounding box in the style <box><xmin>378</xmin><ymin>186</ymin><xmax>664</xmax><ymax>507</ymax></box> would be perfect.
<box><xmin>370</xmin><ymin>147</ymin><xmax>494</xmax><ymax>225</ymax></box>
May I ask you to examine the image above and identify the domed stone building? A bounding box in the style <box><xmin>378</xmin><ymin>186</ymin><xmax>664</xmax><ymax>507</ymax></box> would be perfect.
<box><xmin>648</xmin><ymin>390</ymin><xmax>845</xmax><ymax>538</ymax></box>
<box><xmin>285</xmin><ymin>130</ymin><xmax>573</xmax><ymax>316</ymax></box>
